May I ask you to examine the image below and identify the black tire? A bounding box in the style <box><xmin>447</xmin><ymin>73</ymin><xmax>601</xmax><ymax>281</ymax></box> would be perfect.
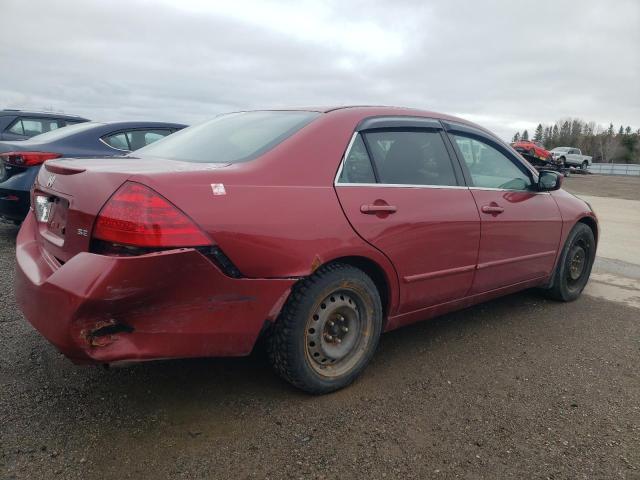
<box><xmin>581</xmin><ymin>160</ymin><xmax>589</xmax><ymax>170</ymax></box>
<box><xmin>545</xmin><ymin>223</ymin><xmax>596</xmax><ymax>302</ymax></box>
<box><xmin>559</xmin><ymin>156</ymin><xmax>566</xmax><ymax>168</ymax></box>
<box><xmin>266</xmin><ymin>263</ymin><xmax>383</xmax><ymax>394</ymax></box>
<box><xmin>529</xmin><ymin>148</ymin><xmax>536</xmax><ymax>156</ymax></box>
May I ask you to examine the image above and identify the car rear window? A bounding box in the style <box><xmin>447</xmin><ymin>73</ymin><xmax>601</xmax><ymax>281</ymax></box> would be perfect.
<box><xmin>133</xmin><ymin>111</ymin><xmax>320</xmax><ymax>163</ymax></box>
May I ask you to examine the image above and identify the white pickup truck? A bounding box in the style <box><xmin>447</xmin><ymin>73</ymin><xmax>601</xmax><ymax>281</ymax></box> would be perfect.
<box><xmin>550</xmin><ymin>147</ymin><xmax>592</xmax><ymax>170</ymax></box>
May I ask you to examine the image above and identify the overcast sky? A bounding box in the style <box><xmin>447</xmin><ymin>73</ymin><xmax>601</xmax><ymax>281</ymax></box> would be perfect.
<box><xmin>1</xmin><ymin>0</ymin><xmax>638</xmax><ymax>140</ymax></box>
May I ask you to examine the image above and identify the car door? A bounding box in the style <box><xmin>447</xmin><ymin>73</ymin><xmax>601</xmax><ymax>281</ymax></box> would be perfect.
<box><xmin>445</xmin><ymin>124</ymin><xmax>562</xmax><ymax>294</ymax></box>
<box><xmin>334</xmin><ymin>118</ymin><xmax>481</xmax><ymax>315</ymax></box>
<box><xmin>565</xmin><ymin>149</ymin><xmax>575</xmax><ymax>165</ymax></box>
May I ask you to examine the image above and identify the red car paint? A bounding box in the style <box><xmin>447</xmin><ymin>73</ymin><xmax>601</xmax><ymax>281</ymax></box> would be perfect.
<box><xmin>511</xmin><ymin>140</ymin><xmax>552</xmax><ymax>160</ymax></box>
<box><xmin>15</xmin><ymin>106</ymin><xmax>597</xmax><ymax>364</ymax></box>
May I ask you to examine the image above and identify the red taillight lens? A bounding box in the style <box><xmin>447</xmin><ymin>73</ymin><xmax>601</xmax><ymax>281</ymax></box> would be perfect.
<box><xmin>0</xmin><ymin>151</ymin><xmax>61</xmax><ymax>166</ymax></box>
<box><xmin>93</xmin><ymin>182</ymin><xmax>210</xmax><ymax>248</ymax></box>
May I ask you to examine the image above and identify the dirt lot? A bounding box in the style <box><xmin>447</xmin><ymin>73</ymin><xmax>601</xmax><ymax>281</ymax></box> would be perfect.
<box><xmin>1</xmin><ymin>175</ymin><xmax>639</xmax><ymax>479</ymax></box>
<box><xmin>563</xmin><ymin>173</ymin><xmax>640</xmax><ymax>201</ymax></box>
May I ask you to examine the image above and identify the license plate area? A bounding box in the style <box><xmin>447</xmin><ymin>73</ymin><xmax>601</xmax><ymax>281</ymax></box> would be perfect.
<box><xmin>35</xmin><ymin>193</ymin><xmax>69</xmax><ymax>238</ymax></box>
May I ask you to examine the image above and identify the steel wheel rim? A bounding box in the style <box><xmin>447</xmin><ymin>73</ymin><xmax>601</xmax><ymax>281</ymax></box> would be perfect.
<box><xmin>566</xmin><ymin>238</ymin><xmax>590</xmax><ymax>287</ymax></box>
<box><xmin>305</xmin><ymin>290</ymin><xmax>372</xmax><ymax>378</ymax></box>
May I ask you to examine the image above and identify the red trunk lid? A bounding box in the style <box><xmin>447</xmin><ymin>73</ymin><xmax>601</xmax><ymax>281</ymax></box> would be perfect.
<box><xmin>33</xmin><ymin>157</ymin><xmax>230</xmax><ymax>262</ymax></box>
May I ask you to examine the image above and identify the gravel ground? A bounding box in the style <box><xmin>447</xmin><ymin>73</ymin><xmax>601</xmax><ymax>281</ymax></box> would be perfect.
<box><xmin>1</xmin><ymin>176</ymin><xmax>639</xmax><ymax>479</ymax></box>
<box><xmin>563</xmin><ymin>173</ymin><xmax>640</xmax><ymax>201</ymax></box>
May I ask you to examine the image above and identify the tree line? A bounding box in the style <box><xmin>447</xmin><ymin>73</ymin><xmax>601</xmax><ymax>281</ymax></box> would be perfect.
<box><xmin>512</xmin><ymin>119</ymin><xmax>639</xmax><ymax>163</ymax></box>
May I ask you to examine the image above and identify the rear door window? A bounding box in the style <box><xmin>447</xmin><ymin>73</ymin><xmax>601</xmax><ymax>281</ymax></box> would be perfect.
<box><xmin>7</xmin><ymin>119</ymin><xmax>24</xmax><ymax>135</ymax></box>
<box><xmin>364</xmin><ymin>130</ymin><xmax>458</xmax><ymax>186</ymax></box>
<box><xmin>124</xmin><ymin>130</ymin><xmax>171</xmax><ymax>150</ymax></box>
<box><xmin>8</xmin><ymin>118</ymin><xmax>59</xmax><ymax>137</ymax></box>
<box><xmin>143</xmin><ymin>130</ymin><xmax>170</xmax><ymax>145</ymax></box>
<box><xmin>102</xmin><ymin>129</ymin><xmax>173</xmax><ymax>151</ymax></box>
<box><xmin>20</xmin><ymin>119</ymin><xmax>45</xmax><ymax>136</ymax></box>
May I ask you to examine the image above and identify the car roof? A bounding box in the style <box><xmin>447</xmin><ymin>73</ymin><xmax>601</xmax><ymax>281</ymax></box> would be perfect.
<box><xmin>0</xmin><ymin>109</ymin><xmax>89</xmax><ymax>120</ymax></box>
<box><xmin>96</xmin><ymin>120</ymin><xmax>187</xmax><ymax>129</ymax></box>
<box><xmin>230</xmin><ymin>105</ymin><xmax>489</xmax><ymax>132</ymax></box>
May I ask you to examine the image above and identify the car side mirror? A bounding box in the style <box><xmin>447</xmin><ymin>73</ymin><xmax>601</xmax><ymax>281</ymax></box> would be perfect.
<box><xmin>537</xmin><ymin>170</ymin><xmax>562</xmax><ymax>191</ymax></box>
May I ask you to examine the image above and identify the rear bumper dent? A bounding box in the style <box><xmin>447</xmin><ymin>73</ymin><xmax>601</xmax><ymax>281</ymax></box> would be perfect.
<box><xmin>15</xmin><ymin>215</ymin><xmax>295</xmax><ymax>363</ymax></box>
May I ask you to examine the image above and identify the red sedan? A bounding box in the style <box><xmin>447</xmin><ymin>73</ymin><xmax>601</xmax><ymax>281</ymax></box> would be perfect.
<box><xmin>15</xmin><ymin>107</ymin><xmax>598</xmax><ymax>394</ymax></box>
<box><xmin>511</xmin><ymin>140</ymin><xmax>552</xmax><ymax>160</ymax></box>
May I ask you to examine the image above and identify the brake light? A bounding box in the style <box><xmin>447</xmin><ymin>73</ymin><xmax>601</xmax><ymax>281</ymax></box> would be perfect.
<box><xmin>93</xmin><ymin>182</ymin><xmax>210</xmax><ymax>248</ymax></box>
<box><xmin>0</xmin><ymin>151</ymin><xmax>61</xmax><ymax>166</ymax></box>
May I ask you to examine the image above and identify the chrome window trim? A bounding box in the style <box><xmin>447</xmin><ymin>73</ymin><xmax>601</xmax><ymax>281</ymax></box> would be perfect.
<box><xmin>98</xmin><ymin>137</ymin><xmax>131</xmax><ymax>153</ymax></box>
<box><xmin>469</xmin><ymin>186</ymin><xmax>549</xmax><ymax>195</ymax></box>
<box><xmin>336</xmin><ymin>182</ymin><xmax>469</xmax><ymax>190</ymax></box>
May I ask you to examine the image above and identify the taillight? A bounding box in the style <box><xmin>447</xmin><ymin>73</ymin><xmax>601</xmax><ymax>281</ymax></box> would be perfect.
<box><xmin>0</xmin><ymin>151</ymin><xmax>61</xmax><ymax>166</ymax></box>
<box><xmin>93</xmin><ymin>182</ymin><xmax>210</xmax><ymax>248</ymax></box>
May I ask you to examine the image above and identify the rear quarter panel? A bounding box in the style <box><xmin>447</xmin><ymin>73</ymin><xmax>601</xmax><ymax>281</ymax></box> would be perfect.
<box><xmin>123</xmin><ymin>110</ymin><xmax>405</xmax><ymax>313</ymax></box>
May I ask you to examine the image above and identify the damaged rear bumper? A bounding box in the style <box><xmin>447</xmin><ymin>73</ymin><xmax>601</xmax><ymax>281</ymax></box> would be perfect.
<box><xmin>15</xmin><ymin>215</ymin><xmax>296</xmax><ymax>364</ymax></box>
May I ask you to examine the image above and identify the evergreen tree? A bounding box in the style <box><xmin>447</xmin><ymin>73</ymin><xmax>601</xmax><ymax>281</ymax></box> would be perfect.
<box><xmin>512</xmin><ymin>132</ymin><xmax>521</xmax><ymax>142</ymax></box>
<box><xmin>533</xmin><ymin>124</ymin><xmax>543</xmax><ymax>142</ymax></box>
<box><xmin>522</xmin><ymin>129</ymin><xmax>529</xmax><ymax>141</ymax></box>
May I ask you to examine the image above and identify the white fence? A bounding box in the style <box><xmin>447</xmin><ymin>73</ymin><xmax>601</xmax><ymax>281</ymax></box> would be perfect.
<box><xmin>589</xmin><ymin>163</ymin><xmax>640</xmax><ymax>176</ymax></box>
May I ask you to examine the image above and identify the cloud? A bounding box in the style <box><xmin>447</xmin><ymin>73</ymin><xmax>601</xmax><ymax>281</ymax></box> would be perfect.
<box><xmin>0</xmin><ymin>0</ymin><xmax>637</xmax><ymax>140</ymax></box>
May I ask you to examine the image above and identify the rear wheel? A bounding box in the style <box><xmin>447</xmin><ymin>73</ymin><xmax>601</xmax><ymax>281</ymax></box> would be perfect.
<box><xmin>267</xmin><ymin>263</ymin><xmax>383</xmax><ymax>394</ymax></box>
<box><xmin>545</xmin><ymin>223</ymin><xmax>596</xmax><ymax>302</ymax></box>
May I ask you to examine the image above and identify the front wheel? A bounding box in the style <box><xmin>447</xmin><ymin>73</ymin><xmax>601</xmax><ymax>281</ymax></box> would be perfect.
<box><xmin>581</xmin><ymin>160</ymin><xmax>589</xmax><ymax>170</ymax></box>
<box><xmin>267</xmin><ymin>263</ymin><xmax>383</xmax><ymax>394</ymax></box>
<box><xmin>544</xmin><ymin>223</ymin><xmax>596</xmax><ymax>302</ymax></box>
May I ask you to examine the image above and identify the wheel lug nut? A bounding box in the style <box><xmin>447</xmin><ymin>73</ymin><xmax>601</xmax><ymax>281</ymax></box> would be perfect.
<box><xmin>325</xmin><ymin>334</ymin><xmax>333</xmax><ymax>341</ymax></box>
<box><xmin>341</xmin><ymin>326</ymin><xmax>348</xmax><ymax>333</ymax></box>
<box><xmin>328</xmin><ymin>320</ymin><xmax>335</xmax><ymax>327</ymax></box>
<box><xmin>336</xmin><ymin>338</ymin><xmax>342</xmax><ymax>344</ymax></box>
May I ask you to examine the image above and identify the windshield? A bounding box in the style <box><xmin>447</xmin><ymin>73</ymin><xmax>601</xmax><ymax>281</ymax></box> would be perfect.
<box><xmin>134</xmin><ymin>111</ymin><xmax>320</xmax><ymax>163</ymax></box>
<box><xmin>26</xmin><ymin>121</ymin><xmax>101</xmax><ymax>142</ymax></box>
<box><xmin>551</xmin><ymin>147</ymin><xmax>570</xmax><ymax>152</ymax></box>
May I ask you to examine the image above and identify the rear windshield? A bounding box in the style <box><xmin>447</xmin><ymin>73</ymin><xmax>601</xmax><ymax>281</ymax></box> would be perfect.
<box><xmin>133</xmin><ymin>111</ymin><xmax>320</xmax><ymax>163</ymax></box>
<box><xmin>27</xmin><ymin>122</ymin><xmax>101</xmax><ymax>142</ymax></box>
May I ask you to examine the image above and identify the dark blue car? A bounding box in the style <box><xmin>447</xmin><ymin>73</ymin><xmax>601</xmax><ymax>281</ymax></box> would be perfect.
<box><xmin>0</xmin><ymin>121</ymin><xmax>186</xmax><ymax>223</ymax></box>
<box><xmin>0</xmin><ymin>109</ymin><xmax>90</xmax><ymax>141</ymax></box>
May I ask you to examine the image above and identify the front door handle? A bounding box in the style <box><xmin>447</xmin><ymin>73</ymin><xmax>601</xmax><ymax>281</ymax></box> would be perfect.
<box><xmin>360</xmin><ymin>204</ymin><xmax>397</xmax><ymax>214</ymax></box>
<box><xmin>481</xmin><ymin>204</ymin><xmax>505</xmax><ymax>214</ymax></box>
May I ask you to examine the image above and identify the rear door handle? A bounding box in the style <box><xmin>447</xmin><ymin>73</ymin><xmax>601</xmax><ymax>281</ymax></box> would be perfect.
<box><xmin>360</xmin><ymin>204</ymin><xmax>397</xmax><ymax>214</ymax></box>
<box><xmin>481</xmin><ymin>205</ymin><xmax>505</xmax><ymax>214</ymax></box>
